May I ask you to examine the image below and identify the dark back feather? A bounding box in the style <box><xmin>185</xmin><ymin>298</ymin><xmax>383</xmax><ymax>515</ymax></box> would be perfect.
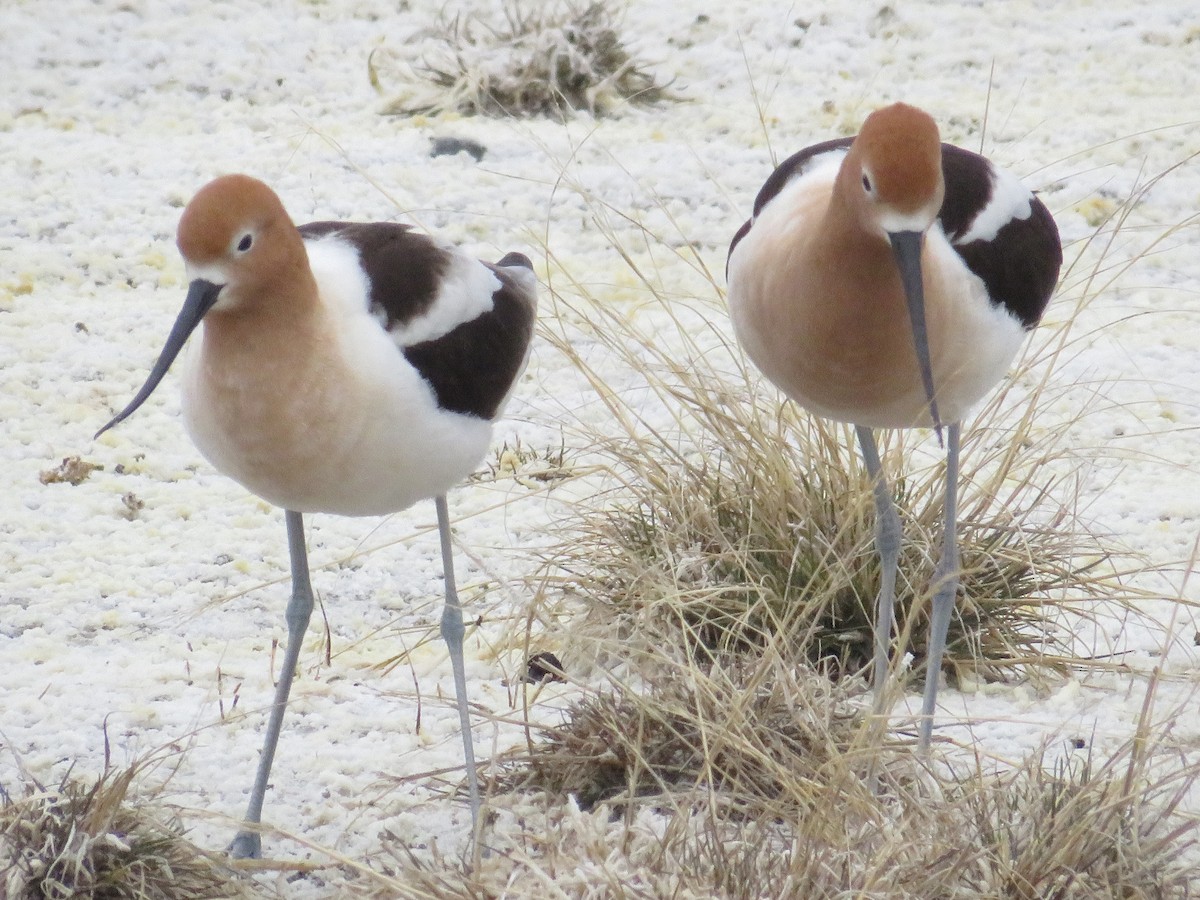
<box><xmin>299</xmin><ymin>221</ymin><xmax>537</xmax><ymax>421</ymax></box>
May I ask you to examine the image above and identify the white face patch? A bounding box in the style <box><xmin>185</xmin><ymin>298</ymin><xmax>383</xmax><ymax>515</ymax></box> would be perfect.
<box><xmin>184</xmin><ymin>260</ymin><xmax>234</xmax><ymax>310</ymax></box>
<box><xmin>185</xmin><ymin>260</ymin><xmax>229</xmax><ymax>285</ymax></box>
<box><xmin>954</xmin><ymin>164</ymin><xmax>1034</xmax><ymax>245</ymax></box>
<box><xmin>877</xmin><ymin>202</ymin><xmax>940</xmax><ymax>236</ymax></box>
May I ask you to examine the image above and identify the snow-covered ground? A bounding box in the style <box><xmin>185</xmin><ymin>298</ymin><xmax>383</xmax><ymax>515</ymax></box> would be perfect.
<box><xmin>2</xmin><ymin>0</ymin><xmax>1199</xmax><ymax>891</ymax></box>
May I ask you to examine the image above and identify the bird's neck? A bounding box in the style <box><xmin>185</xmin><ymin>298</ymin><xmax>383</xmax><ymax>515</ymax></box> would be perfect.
<box><xmin>813</xmin><ymin>199</ymin><xmax>903</xmax><ymax>318</ymax></box>
<box><xmin>200</xmin><ymin>267</ymin><xmax>325</xmax><ymax>378</ymax></box>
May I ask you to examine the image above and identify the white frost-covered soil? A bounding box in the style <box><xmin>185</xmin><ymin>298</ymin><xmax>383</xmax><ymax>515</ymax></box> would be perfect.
<box><xmin>2</xmin><ymin>0</ymin><xmax>1199</xmax><ymax>891</ymax></box>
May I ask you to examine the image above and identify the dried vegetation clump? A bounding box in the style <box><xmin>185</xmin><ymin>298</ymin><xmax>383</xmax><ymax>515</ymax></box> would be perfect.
<box><xmin>0</xmin><ymin>763</ymin><xmax>248</xmax><ymax>899</ymax></box>
<box><xmin>502</xmin><ymin>656</ymin><xmax>874</xmax><ymax>815</ymax></box>
<box><xmin>538</xmin><ymin>267</ymin><xmax>1129</xmax><ymax>695</ymax></box>
<box><xmin>354</xmin><ymin>658</ymin><xmax>1200</xmax><ymax>898</ymax></box>
<box><xmin>371</xmin><ymin>1</ymin><xmax>677</xmax><ymax>119</ymax></box>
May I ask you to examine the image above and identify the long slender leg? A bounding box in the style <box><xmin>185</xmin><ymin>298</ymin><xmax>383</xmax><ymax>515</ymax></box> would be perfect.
<box><xmin>855</xmin><ymin>426</ymin><xmax>901</xmax><ymax>713</ymax></box>
<box><xmin>435</xmin><ymin>494</ymin><xmax>482</xmax><ymax>828</ymax></box>
<box><xmin>229</xmin><ymin>509</ymin><xmax>314</xmax><ymax>860</ymax></box>
<box><xmin>918</xmin><ymin>422</ymin><xmax>962</xmax><ymax>752</ymax></box>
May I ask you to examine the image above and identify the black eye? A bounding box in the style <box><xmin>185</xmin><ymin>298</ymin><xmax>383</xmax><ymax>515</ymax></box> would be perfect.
<box><xmin>862</xmin><ymin>173</ymin><xmax>872</xmax><ymax>192</ymax></box>
<box><xmin>237</xmin><ymin>234</ymin><xmax>253</xmax><ymax>252</ymax></box>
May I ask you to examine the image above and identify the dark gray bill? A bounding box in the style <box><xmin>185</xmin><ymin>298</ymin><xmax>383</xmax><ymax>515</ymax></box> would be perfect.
<box><xmin>888</xmin><ymin>230</ymin><xmax>943</xmax><ymax>444</ymax></box>
<box><xmin>94</xmin><ymin>279</ymin><xmax>223</xmax><ymax>438</ymax></box>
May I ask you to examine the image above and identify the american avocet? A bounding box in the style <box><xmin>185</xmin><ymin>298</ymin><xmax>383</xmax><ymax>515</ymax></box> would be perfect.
<box><xmin>726</xmin><ymin>103</ymin><xmax>1061</xmax><ymax>751</ymax></box>
<box><xmin>96</xmin><ymin>174</ymin><xmax>537</xmax><ymax>857</ymax></box>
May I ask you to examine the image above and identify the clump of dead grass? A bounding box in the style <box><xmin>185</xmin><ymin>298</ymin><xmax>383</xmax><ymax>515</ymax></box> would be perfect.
<box><xmin>371</xmin><ymin>1</ymin><xmax>677</xmax><ymax>120</ymax></box>
<box><xmin>536</xmin><ymin>256</ymin><xmax>1125</xmax><ymax>696</ymax></box>
<box><xmin>351</xmin><ymin>655</ymin><xmax>1200</xmax><ymax>898</ymax></box>
<box><xmin>953</xmin><ymin>738</ymin><xmax>1199</xmax><ymax>896</ymax></box>
<box><xmin>501</xmin><ymin>655</ymin><xmax>880</xmax><ymax>817</ymax></box>
<box><xmin>0</xmin><ymin>760</ymin><xmax>249</xmax><ymax>900</ymax></box>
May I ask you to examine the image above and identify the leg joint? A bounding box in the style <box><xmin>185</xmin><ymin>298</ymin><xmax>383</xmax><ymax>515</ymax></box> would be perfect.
<box><xmin>441</xmin><ymin>603</ymin><xmax>465</xmax><ymax>645</ymax></box>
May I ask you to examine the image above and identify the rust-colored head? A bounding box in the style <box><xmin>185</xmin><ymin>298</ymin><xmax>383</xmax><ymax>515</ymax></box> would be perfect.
<box><xmin>843</xmin><ymin>103</ymin><xmax>945</xmax><ymax>236</ymax></box>
<box><xmin>176</xmin><ymin>174</ymin><xmax>305</xmax><ymax>307</ymax></box>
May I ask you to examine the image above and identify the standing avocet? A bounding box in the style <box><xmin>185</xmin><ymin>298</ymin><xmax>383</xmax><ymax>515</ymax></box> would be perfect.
<box><xmin>97</xmin><ymin>174</ymin><xmax>538</xmax><ymax>856</ymax></box>
<box><xmin>726</xmin><ymin>103</ymin><xmax>1061</xmax><ymax>750</ymax></box>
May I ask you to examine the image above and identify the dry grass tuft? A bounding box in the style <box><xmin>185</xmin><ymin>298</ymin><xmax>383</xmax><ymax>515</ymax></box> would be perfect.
<box><xmin>352</xmin><ymin>654</ymin><xmax>1200</xmax><ymax>898</ymax></box>
<box><xmin>371</xmin><ymin>1</ymin><xmax>677</xmax><ymax>120</ymax></box>
<box><xmin>0</xmin><ymin>761</ymin><xmax>250</xmax><ymax>899</ymax></box>
<box><xmin>537</xmin><ymin>280</ymin><xmax>1126</xmax><ymax>696</ymax></box>
<box><xmin>502</xmin><ymin>648</ymin><xmax>1200</xmax><ymax>892</ymax></box>
<box><xmin>951</xmin><ymin>737</ymin><xmax>1200</xmax><ymax>896</ymax></box>
<box><xmin>501</xmin><ymin>656</ymin><xmax>880</xmax><ymax>817</ymax></box>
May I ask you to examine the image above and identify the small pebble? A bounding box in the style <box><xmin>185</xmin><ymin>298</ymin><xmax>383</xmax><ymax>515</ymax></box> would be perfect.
<box><xmin>429</xmin><ymin>137</ymin><xmax>486</xmax><ymax>161</ymax></box>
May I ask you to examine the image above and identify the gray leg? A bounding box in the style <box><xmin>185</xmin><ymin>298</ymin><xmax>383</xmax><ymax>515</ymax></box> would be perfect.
<box><xmin>435</xmin><ymin>495</ymin><xmax>482</xmax><ymax>828</ymax></box>
<box><xmin>229</xmin><ymin>509</ymin><xmax>313</xmax><ymax>860</ymax></box>
<box><xmin>918</xmin><ymin>422</ymin><xmax>962</xmax><ymax>752</ymax></box>
<box><xmin>855</xmin><ymin>426</ymin><xmax>901</xmax><ymax>713</ymax></box>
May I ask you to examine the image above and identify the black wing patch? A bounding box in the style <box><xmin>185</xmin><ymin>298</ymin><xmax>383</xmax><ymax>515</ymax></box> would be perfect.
<box><xmin>301</xmin><ymin>222</ymin><xmax>537</xmax><ymax>420</ymax></box>
<box><xmin>936</xmin><ymin>146</ymin><xmax>997</xmax><ymax>243</ymax></box>
<box><xmin>298</xmin><ymin>221</ymin><xmax>451</xmax><ymax>329</ymax></box>
<box><xmin>402</xmin><ymin>257</ymin><xmax>537</xmax><ymax>421</ymax></box>
<box><xmin>938</xmin><ymin>145</ymin><xmax>1062</xmax><ymax>329</ymax></box>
